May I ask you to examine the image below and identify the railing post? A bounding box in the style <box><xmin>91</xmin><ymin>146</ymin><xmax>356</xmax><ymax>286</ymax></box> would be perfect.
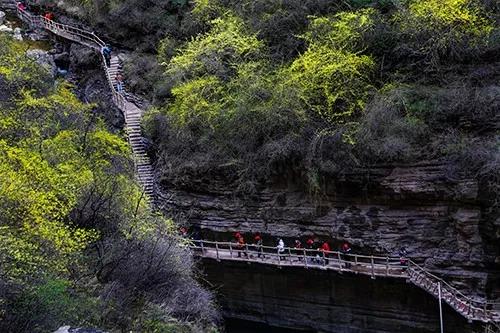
<box><xmin>288</xmin><ymin>247</ymin><xmax>293</xmax><ymax>265</ymax></box>
<box><xmin>277</xmin><ymin>249</ymin><xmax>281</xmax><ymax>266</ymax></box>
<box><xmin>385</xmin><ymin>256</ymin><xmax>389</xmax><ymax>276</ymax></box>
<box><xmin>337</xmin><ymin>252</ymin><xmax>343</xmax><ymax>272</ymax></box>
<box><xmin>322</xmin><ymin>251</ymin><xmax>326</xmax><ymax>267</ymax></box>
<box><xmin>215</xmin><ymin>242</ymin><xmax>220</xmax><ymax>261</ymax></box>
<box><xmin>370</xmin><ymin>255</ymin><xmax>375</xmax><ymax>279</ymax></box>
<box><xmin>229</xmin><ymin>242</ymin><xmax>233</xmax><ymax>258</ymax></box>
<box><xmin>438</xmin><ymin>282</ymin><xmax>444</xmax><ymax>333</ymax></box>
<box><xmin>354</xmin><ymin>255</ymin><xmax>358</xmax><ymax>266</ymax></box>
<box><xmin>200</xmin><ymin>240</ymin><xmax>204</xmax><ymax>255</ymax></box>
<box><xmin>303</xmin><ymin>249</ymin><xmax>308</xmax><ymax>268</ymax></box>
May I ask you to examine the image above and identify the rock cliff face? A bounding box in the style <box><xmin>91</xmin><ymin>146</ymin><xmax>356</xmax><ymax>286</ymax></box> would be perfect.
<box><xmin>202</xmin><ymin>259</ymin><xmax>481</xmax><ymax>333</ymax></box>
<box><xmin>159</xmin><ymin>162</ymin><xmax>499</xmax><ymax>307</ymax></box>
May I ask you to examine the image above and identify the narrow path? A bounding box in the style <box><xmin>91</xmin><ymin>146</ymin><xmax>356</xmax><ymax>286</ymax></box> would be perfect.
<box><xmin>10</xmin><ymin>4</ymin><xmax>155</xmax><ymax>200</ymax></box>
<box><xmin>192</xmin><ymin>240</ymin><xmax>500</xmax><ymax>327</ymax></box>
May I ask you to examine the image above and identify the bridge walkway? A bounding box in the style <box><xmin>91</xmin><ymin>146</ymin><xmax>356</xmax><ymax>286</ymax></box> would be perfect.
<box><xmin>192</xmin><ymin>240</ymin><xmax>500</xmax><ymax>327</ymax></box>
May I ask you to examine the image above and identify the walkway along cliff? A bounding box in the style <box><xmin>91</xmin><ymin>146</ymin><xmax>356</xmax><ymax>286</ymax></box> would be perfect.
<box><xmin>2</xmin><ymin>2</ymin><xmax>499</xmax><ymax>332</ymax></box>
<box><xmin>191</xmin><ymin>240</ymin><xmax>500</xmax><ymax>328</ymax></box>
<box><xmin>8</xmin><ymin>1</ymin><xmax>155</xmax><ymax>201</ymax></box>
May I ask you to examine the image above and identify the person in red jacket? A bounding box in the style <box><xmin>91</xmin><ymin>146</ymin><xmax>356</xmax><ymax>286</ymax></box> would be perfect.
<box><xmin>320</xmin><ymin>241</ymin><xmax>331</xmax><ymax>265</ymax></box>
<box><xmin>17</xmin><ymin>2</ymin><xmax>26</xmax><ymax>11</ymax></box>
<box><xmin>253</xmin><ymin>233</ymin><xmax>263</xmax><ymax>258</ymax></box>
<box><xmin>237</xmin><ymin>236</ymin><xmax>247</xmax><ymax>258</ymax></box>
<box><xmin>44</xmin><ymin>12</ymin><xmax>54</xmax><ymax>21</ymax></box>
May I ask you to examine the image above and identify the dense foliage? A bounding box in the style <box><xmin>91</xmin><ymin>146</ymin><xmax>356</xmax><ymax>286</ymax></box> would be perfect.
<box><xmin>0</xmin><ymin>35</ymin><xmax>217</xmax><ymax>333</ymax></box>
<box><xmin>133</xmin><ymin>0</ymin><xmax>498</xmax><ymax>198</ymax></box>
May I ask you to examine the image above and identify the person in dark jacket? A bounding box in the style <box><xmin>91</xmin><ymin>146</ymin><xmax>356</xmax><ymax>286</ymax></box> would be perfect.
<box><xmin>237</xmin><ymin>236</ymin><xmax>247</xmax><ymax>258</ymax></box>
<box><xmin>306</xmin><ymin>237</ymin><xmax>315</xmax><ymax>263</ymax></box>
<box><xmin>341</xmin><ymin>241</ymin><xmax>352</xmax><ymax>268</ymax></box>
<box><xmin>101</xmin><ymin>45</ymin><xmax>112</xmax><ymax>67</ymax></box>
<box><xmin>399</xmin><ymin>247</ymin><xmax>408</xmax><ymax>270</ymax></box>
<box><xmin>294</xmin><ymin>239</ymin><xmax>303</xmax><ymax>261</ymax></box>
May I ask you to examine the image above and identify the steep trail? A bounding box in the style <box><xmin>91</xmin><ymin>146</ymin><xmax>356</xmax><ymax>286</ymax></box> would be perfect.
<box><xmin>8</xmin><ymin>3</ymin><xmax>155</xmax><ymax>200</ymax></box>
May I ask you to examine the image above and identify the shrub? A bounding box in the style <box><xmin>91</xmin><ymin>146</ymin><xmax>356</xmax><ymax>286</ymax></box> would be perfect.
<box><xmin>393</xmin><ymin>0</ymin><xmax>494</xmax><ymax>68</ymax></box>
<box><xmin>288</xmin><ymin>10</ymin><xmax>376</xmax><ymax>122</ymax></box>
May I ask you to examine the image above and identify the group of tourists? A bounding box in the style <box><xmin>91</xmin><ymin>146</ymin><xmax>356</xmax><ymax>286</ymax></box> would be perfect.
<box><xmin>231</xmin><ymin>231</ymin><xmax>354</xmax><ymax>266</ymax></box>
<box><xmin>181</xmin><ymin>228</ymin><xmax>410</xmax><ymax>269</ymax></box>
<box><xmin>17</xmin><ymin>1</ymin><xmax>54</xmax><ymax>21</ymax></box>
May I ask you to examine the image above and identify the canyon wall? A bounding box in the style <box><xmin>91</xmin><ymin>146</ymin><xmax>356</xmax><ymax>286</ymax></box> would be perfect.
<box><xmin>159</xmin><ymin>163</ymin><xmax>499</xmax><ymax>301</ymax></box>
<box><xmin>202</xmin><ymin>258</ymin><xmax>480</xmax><ymax>333</ymax></box>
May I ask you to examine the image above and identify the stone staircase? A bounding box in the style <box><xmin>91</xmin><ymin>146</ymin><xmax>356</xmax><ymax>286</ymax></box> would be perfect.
<box><xmin>5</xmin><ymin>2</ymin><xmax>156</xmax><ymax>201</ymax></box>
<box><xmin>107</xmin><ymin>56</ymin><xmax>155</xmax><ymax>198</ymax></box>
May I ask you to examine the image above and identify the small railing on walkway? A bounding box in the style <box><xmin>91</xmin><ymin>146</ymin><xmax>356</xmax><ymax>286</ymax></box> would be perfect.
<box><xmin>191</xmin><ymin>239</ymin><xmax>500</xmax><ymax>325</ymax></box>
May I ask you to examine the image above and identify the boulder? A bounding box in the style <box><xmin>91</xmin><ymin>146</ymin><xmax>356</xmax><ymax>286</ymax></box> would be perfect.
<box><xmin>13</xmin><ymin>27</ymin><xmax>22</xmax><ymax>41</ymax></box>
<box><xmin>26</xmin><ymin>49</ymin><xmax>56</xmax><ymax>76</ymax></box>
<box><xmin>0</xmin><ymin>24</ymin><xmax>13</xmax><ymax>33</ymax></box>
<box><xmin>69</xmin><ymin>43</ymin><xmax>100</xmax><ymax>71</ymax></box>
<box><xmin>0</xmin><ymin>11</ymin><xmax>5</xmax><ymax>25</ymax></box>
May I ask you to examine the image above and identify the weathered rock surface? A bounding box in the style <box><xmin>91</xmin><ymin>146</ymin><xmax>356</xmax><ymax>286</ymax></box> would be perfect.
<box><xmin>159</xmin><ymin>162</ymin><xmax>499</xmax><ymax>306</ymax></box>
<box><xmin>26</xmin><ymin>49</ymin><xmax>57</xmax><ymax>75</ymax></box>
<box><xmin>203</xmin><ymin>259</ymin><xmax>482</xmax><ymax>333</ymax></box>
<box><xmin>0</xmin><ymin>10</ymin><xmax>5</xmax><ymax>25</ymax></box>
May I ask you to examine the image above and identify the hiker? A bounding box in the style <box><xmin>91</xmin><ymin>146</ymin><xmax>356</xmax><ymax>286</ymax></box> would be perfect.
<box><xmin>237</xmin><ymin>236</ymin><xmax>247</xmax><ymax>258</ymax></box>
<box><xmin>306</xmin><ymin>237</ymin><xmax>314</xmax><ymax>263</ymax></box>
<box><xmin>320</xmin><ymin>241</ymin><xmax>331</xmax><ymax>265</ymax></box>
<box><xmin>399</xmin><ymin>247</ymin><xmax>408</xmax><ymax>270</ymax></box>
<box><xmin>115</xmin><ymin>73</ymin><xmax>124</xmax><ymax>94</ymax></box>
<box><xmin>277</xmin><ymin>238</ymin><xmax>286</xmax><ymax>261</ymax></box>
<box><xmin>253</xmin><ymin>233</ymin><xmax>264</xmax><ymax>258</ymax></box>
<box><xmin>179</xmin><ymin>226</ymin><xmax>188</xmax><ymax>238</ymax></box>
<box><xmin>341</xmin><ymin>241</ymin><xmax>352</xmax><ymax>268</ymax></box>
<box><xmin>17</xmin><ymin>2</ymin><xmax>26</xmax><ymax>11</ymax></box>
<box><xmin>101</xmin><ymin>45</ymin><xmax>112</xmax><ymax>67</ymax></box>
<box><xmin>294</xmin><ymin>239</ymin><xmax>303</xmax><ymax>261</ymax></box>
<box><xmin>44</xmin><ymin>12</ymin><xmax>54</xmax><ymax>21</ymax></box>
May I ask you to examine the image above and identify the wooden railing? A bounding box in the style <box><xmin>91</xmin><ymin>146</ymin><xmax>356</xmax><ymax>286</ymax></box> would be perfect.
<box><xmin>15</xmin><ymin>8</ymin><xmax>128</xmax><ymax>111</ymax></box>
<box><xmin>191</xmin><ymin>239</ymin><xmax>500</xmax><ymax>325</ymax></box>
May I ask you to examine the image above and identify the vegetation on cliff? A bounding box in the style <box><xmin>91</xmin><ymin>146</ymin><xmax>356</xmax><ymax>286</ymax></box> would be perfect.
<box><xmin>0</xmin><ymin>35</ymin><xmax>217</xmax><ymax>333</ymax></box>
<box><xmin>104</xmin><ymin>0</ymin><xmax>498</xmax><ymax>200</ymax></box>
